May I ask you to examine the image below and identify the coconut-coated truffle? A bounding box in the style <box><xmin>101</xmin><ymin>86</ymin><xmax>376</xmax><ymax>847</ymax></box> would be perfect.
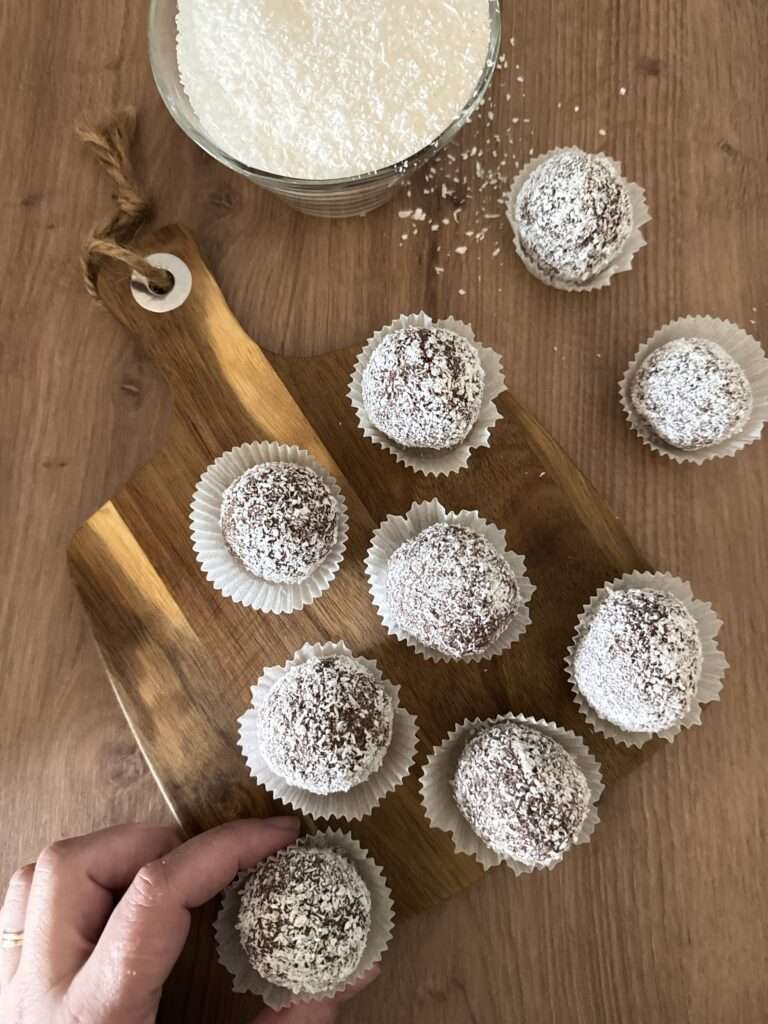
<box><xmin>513</xmin><ymin>148</ymin><xmax>633</xmax><ymax>285</ymax></box>
<box><xmin>257</xmin><ymin>655</ymin><xmax>394</xmax><ymax>795</ymax></box>
<box><xmin>386</xmin><ymin>523</ymin><xmax>520</xmax><ymax>658</ymax></box>
<box><xmin>452</xmin><ymin>721</ymin><xmax>592</xmax><ymax>867</ymax></box>
<box><xmin>220</xmin><ymin>462</ymin><xmax>339</xmax><ymax>583</ymax></box>
<box><xmin>629</xmin><ymin>338</ymin><xmax>752</xmax><ymax>451</ymax></box>
<box><xmin>573</xmin><ymin>588</ymin><xmax>703</xmax><ymax>733</ymax></box>
<box><xmin>361</xmin><ymin>325</ymin><xmax>485</xmax><ymax>450</ymax></box>
<box><xmin>237</xmin><ymin>846</ymin><xmax>371</xmax><ymax>995</ymax></box>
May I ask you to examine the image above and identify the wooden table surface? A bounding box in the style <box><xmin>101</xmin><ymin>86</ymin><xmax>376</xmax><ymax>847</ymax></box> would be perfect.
<box><xmin>2</xmin><ymin>2</ymin><xmax>767</xmax><ymax>1022</ymax></box>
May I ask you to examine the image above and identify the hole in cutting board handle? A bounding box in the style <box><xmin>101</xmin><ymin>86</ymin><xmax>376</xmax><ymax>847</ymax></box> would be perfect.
<box><xmin>131</xmin><ymin>253</ymin><xmax>192</xmax><ymax>313</ymax></box>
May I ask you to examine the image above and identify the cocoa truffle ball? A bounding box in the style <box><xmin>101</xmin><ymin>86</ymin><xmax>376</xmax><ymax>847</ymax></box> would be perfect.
<box><xmin>629</xmin><ymin>338</ymin><xmax>752</xmax><ymax>451</ymax></box>
<box><xmin>573</xmin><ymin>588</ymin><xmax>703</xmax><ymax>733</ymax></box>
<box><xmin>237</xmin><ymin>846</ymin><xmax>371</xmax><ymax>994</ymax></box>
<box><xmin>513</xmin><ymin>148</ymin><xmax>633</xmax><ymax>285</ymax></box>
<box><xmin>257</xmin><ymin>655</ymin><xmax>394</xmax><ymax>795</ymax></box>
<box><xmin>386</xmin><ymin>523</ymin><xmax>520</xmax><ymax>658</ymax></box>
<box><xmin>361</xmin><ymin>325</ymin><xmax>485</xmax><ymax>450</ymax></box>
<box><xmin>220</xmin><ymin>462</ymin><xmax>339</xmax><ymax>583</ymax></box>
<box><xmin>452</xmin><ymin>721</ymin><xmax>592</xmax><ymax>867</ymax></box>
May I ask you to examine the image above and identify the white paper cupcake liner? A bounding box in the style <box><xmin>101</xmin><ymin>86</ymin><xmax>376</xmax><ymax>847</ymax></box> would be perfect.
<box><xmin>348</xmin><ymin>311</ymin><xmax>507</xmax><ymax>476</ymax></box>
<box><xmin>190</xmin><ymin>441</ymin><xmax>349</xmax><ymax>614</ymax></box>
<box><xmin>619</xmin><ymin>316</ymin><xmax>768</xmax><ymax>463</ymax></box>
<box><xmin>214</xmin><ymin>829</ymin><xmax>394</xmax><ymax>1010</ymax></box>
<box><xmin>505</xmin><ymin>147</ymin><xmax>651</xmax><ymax>292</ymax></box>
<box><xmin>365</xmin><ymin>499</ymin><xmax>535</xmax><ymax>663</ymax></box>
<box><xmin>238</xmin><ymin>641</ymin><xmax>419</xmax><ymax>821</ymax></box>
<box><xmin>419</xmin><ymin>713</ymin><xmax>604</xmax><ymax>874</ymax></box>
<box><xmin>565</xmin><ymin>570</ymin><xmax>728</xmax><ymax>748</ymax></box>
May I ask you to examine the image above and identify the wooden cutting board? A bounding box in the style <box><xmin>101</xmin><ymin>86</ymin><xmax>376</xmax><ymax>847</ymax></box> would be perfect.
<box><xmin>68</xmin><ymin>224</ymin><xmax>655</xmax><ymax>916</ymax></box>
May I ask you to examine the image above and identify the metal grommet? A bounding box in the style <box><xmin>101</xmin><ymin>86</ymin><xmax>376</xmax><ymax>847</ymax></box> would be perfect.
<box><xmin>130</xmin><ymin>253</ymin><xmax>192</xmax><ymax>313</ymax></box>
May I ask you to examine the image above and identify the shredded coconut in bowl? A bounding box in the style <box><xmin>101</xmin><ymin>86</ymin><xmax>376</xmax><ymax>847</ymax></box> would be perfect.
<box><xmin>177</xmin><ymin>0</ymin><xmax>492</xmax><ymax>179</ymax></box>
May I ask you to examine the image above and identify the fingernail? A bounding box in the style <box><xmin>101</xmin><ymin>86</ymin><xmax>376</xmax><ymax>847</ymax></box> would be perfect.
<box><xmin>262</xmin><ymin>815</ymin><xmax>301</xmax><ymax>832</ymax></box>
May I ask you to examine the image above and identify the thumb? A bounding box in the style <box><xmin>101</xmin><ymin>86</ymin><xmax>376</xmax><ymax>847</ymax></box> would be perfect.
<box><xmin>250</xmin><ymin>966</ymin><xmax>380</xmax><ymax>1024</ymax></box>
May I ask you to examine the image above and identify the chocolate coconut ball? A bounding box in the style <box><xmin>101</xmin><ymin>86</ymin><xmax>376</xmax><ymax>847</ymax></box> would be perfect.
<box><xmin>237</xmin><ymin>846</ymin><xmax>371</xmax><ymax>995</ymax></box>
<box><xmin>629</xmin><ymin>338</ymin><xmax>752</xmax><ymax>451</ymax></box>
<box><xmin>361</xmin><ymin>325</ymin><xmax>485</xmax><ymax>450</ymax></box>
<box><xmin>386</xmin><ymin>523</ymin><xmax>520</xmax><ymax>658</ymax></box>
<box><xmin>257</xmin><ymin>655</ymin><xmax>394</xmax><ymax>795</ymax></box>
<box><xmin>573</xmin><ymin>588</ymin><xmax>703</xmax><ymax>733</ymax></box>
<box><xmin>220</xmin><ymin>462</ymin><xmax>339</xmax><ymax>583</ymax></box>
<box><xmin>452</xmin><ymin>721</ymin><xmax>592</xmax><ymax>867</ymax></box>
<box><xmin>513</xmin><ymin>148</ymin><xmax>633</xmax><ymax>285</ymax></box>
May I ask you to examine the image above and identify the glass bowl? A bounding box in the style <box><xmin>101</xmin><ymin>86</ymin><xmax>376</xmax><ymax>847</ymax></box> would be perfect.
<box><xmin>149</xmin><ymin>0</ymin><xmax>501</xmax><ymax>218</ymax></box>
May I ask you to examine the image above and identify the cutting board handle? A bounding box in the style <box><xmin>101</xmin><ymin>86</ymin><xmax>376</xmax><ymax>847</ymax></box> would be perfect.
<box><xmin>96</xmin><ymin>224</ymin><xmax>335</xmax><ymax>464</ymax></box>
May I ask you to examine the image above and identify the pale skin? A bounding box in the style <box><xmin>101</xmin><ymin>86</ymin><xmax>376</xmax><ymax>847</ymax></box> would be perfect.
<box><xmin>0</xmin><ymin>817</ymin><xmax>377</xmax><ymax>1023</ymax></box>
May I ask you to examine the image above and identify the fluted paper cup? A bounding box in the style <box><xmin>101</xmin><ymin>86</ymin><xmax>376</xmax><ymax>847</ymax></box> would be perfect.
<box><xmin>190</xmin><ymin>441</ymin><xmax>348</xmax><ymax>613</ymax></box>
<box><xmin>349</xmin><ymin>311</ymin><xmax>506</xmax><ymax>476</ymax></box>
<box><xmin>505</xmin><ymin>147</ymin><xmax>650</xmax><ymax>292</ymax></box>
<box><xmin>620</xmin><ymin>316</ymin><xmax>768</xmax><ymax>463</ymax></box>
<box><xmin>214</xmin><ymin>829</ymin><xmax>394</xmax><ymax>1009</ymax></box>
<box><xmin>238</xmin><ymin>641</ymin><xmax>419</xmax><ymax>820</ymax></box>
<box><xmin>365</xmin><ymin>498</ymin><xmax>535</xmax><ymax>663</ymax></box>
<box><xmin>565</xmin><ymin>570</ymin><xmax>728</xmax><ymax>747</ymax></box>
<box><xmin>419</xmin><ymin>713</ymin><xmax>603</xmax><ymax>873</ymax></box>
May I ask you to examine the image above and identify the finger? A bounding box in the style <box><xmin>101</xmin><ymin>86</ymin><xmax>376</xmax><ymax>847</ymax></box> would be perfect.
<box><xmin>253</xmin><ymin>1001</ymin><xmax>340</xmax><ymax>1024</ymax></box>
<box><xmin>69</xmin><ymin>817</ymin><xmax>300</xmax><ymax>1021</ymax></box>
<box><xmin>0</xmin><ymin>864</ymin><xmax>34</xmax><ymax>988</ymax></box>
<box><xmin>251</xmin><ymin>966</ymin><xmax>381</xmax><ymax>1024</ymax></box>
<box><xmin>20</xmin><ymin>825</ymin><xmax>180</xmax><ymax>987</ymax></box>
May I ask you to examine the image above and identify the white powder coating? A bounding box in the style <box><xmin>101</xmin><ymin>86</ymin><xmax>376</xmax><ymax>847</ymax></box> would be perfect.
<box><xmin>573</xmin><ymin>588</ymin><xmax>703</xmax><ymax>733</ymax></box>
<box><xmin>630</xmin><ymin>338</ymin><xmax>753</xmax><ymax>450</ymax></box>
<box><xmin>237</xmin><ymin>846</ymin><xmax>371</xmax><ymax>994</ymax></box>
<box><xmin>219</xmin><ymin>463</ymin><xmax>339</xmax><ymax>583</ymax></box>
<box><xmin>257</xmin><ymin>655</ymin><xmax>394</xmax><ymax>795</ymax></box>
<box><xmin>512</xmin><ymin>148</ymin><xmax>633</xmax><ymax>284</ymax></box>
<box><xmin>176</xmin><ymin>0</ymin><xmax>492</xmax><ymax>180</ymax></box>
<box><xmin>452</xmin><ymin>721</ymin><xmax>591</xmax><ymax>867</ymax></box>
<box><xmin>386</xmin><ymin>523</ymin><xmax>519</xmax><ymax>658</ymax></box>
<box><xmin>362</xmin><ymin>325</ymin><xmax>485</xmax><ymax>450</ymax></box>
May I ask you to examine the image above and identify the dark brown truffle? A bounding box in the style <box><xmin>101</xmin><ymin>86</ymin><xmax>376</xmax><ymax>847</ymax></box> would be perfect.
<box><xmin>257</xmin><ymin>655</ymin><xmax>394</xmax><ymax>794</ymax></box>
<box><xmin>361</xmin><ymin>325</ymin><xmax>485</xmax><ymax>450</ymax></box>
<box><xmin>386</xmin><ymin>523</ymin><xmax>519</xmax><ymax>658</ymax></box>
<box><xmin>513</xmin><ymin>148</ymin><xmax>633</xmax><ymax>285</ymax></box>
<box><xmin>629</xmin><ymin>338</ymin><xmax>752</xmax><ymax>451</ymax></box>
<box><xmin>452</xmin><ymin>721</ymin><xmax>591</xmax><ymax>866</ymax></box>
<box><xmin>573</xmin><ymin>587</ymin><xmax>702</xmax><ymax>733</ymax></box>
<box><xmin>219</xmin><ymin>462</ymin><xmax>339</xmax><ymax>583</ymax></box>
<box><xmin>237</xmin><ymin>846</ymin><xmax>371</xmax><ymax>995</ymax></box>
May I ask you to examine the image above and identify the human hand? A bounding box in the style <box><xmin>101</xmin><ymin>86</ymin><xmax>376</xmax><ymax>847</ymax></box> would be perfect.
<box><xmin>0</xmin><ymin>818</ymin><xmax>377</xmax><ymax>1023</ymax></box>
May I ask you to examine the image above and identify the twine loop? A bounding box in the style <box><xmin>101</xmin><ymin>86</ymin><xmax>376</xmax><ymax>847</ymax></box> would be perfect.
<box><xmin>77</xmin><ymin>108</ymin><xmax>173</xmax><ymax>300</ymax></box>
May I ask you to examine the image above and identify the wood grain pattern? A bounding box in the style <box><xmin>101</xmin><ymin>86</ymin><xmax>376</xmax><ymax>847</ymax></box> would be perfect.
<box><xmin>2</xmin><ymin>0</ymin><xmax>767</xmax><ymax>1021</ymax></box>
<box><xmin>68</xmin><ymin>223</ymin><xmax>653</xmax><ymax>915</ymax></box>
